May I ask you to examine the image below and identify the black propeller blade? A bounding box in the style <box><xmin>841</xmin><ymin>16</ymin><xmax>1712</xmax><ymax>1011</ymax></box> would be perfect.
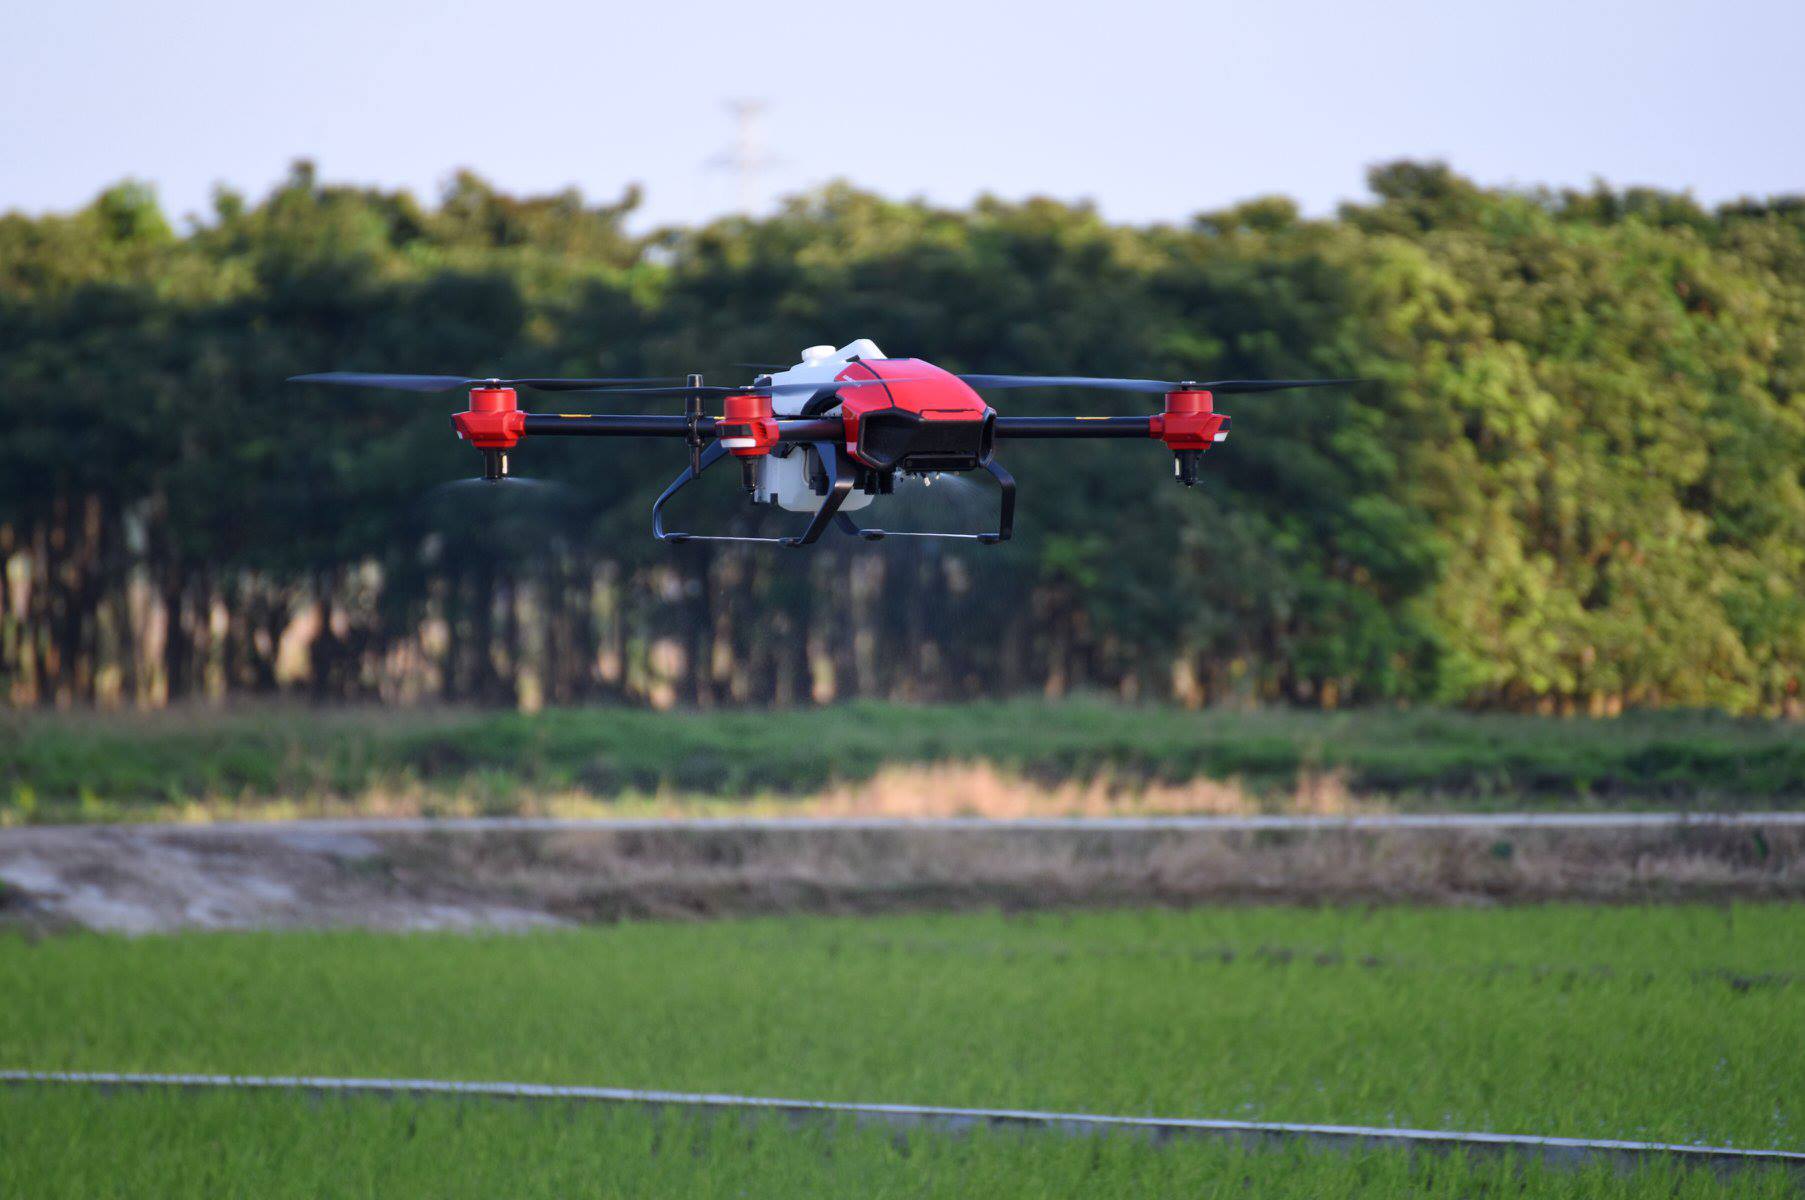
<box><xmin>287</xmin><ymin>372</ymin><xmax>681</xmax><ymax>393</ymax></box>
<box><xmin>956</xmin><ymin>374</ymin><xmax>1364</xmax><ymax>395</ymax></box>
<box><xmin>572</xmin><ymin>378</ymin><xmax>918</xmax><ymax>398</ymax></box>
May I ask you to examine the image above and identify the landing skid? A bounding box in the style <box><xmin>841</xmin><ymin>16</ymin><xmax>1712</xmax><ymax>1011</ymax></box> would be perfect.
<box><xmin>653</xmin><ymin>446</ymin><xmax>1015</xmax><ymax>547</ymax></box>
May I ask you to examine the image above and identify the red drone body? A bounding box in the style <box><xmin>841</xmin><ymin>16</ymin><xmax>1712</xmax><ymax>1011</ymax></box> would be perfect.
<box><xmin>834</xmin><ymin>358</ymin><xmax>995</xmax><ymax>472</ymax></box>
<box><xmin>294</xmin><ymin>340</ymin><xmax>1355</xmax><ymax>546</ymax></box>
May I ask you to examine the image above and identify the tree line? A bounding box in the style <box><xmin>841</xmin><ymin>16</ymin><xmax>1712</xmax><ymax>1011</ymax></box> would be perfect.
<box><xmin>1</xmin><ymin>161</ymin><xmax>1801</xmax><ymax>714</ymax></box>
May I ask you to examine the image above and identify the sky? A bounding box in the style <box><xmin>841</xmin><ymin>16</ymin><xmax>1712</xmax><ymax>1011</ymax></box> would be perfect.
<box><xmin>4</xmin><ymin>0</ymin><xmax>1802</xmax><ymax>232</ymax></box>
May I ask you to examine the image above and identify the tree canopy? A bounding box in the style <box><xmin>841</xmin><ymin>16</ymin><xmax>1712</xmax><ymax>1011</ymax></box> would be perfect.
<box><xmin>1</xmin><ymin>162</ymin><xmax>1800</xmax><ymax>713</ymax></box>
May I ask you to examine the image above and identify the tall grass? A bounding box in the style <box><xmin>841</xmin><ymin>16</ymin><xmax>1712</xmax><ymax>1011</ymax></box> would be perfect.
<box><xmin>4</xmin><ymin>699</ymin><xmax>1803</xmax><ymax>821</ymax></box>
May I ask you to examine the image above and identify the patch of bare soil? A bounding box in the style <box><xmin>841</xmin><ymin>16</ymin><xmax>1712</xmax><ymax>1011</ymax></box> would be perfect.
<box><xmin>2</xmin><ymin>821</ymin><xmax>1800</xmax><ymax>933</ymax></box>
<box><xmin>0</xmin><ymin>827</ymin><xmax>560</xmax><ymax>933</ymax></box>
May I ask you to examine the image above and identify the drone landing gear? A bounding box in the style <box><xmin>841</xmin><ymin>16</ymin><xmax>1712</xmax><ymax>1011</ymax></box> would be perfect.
<box><xmin>832</xmin><ymin>458</ymin><xmax>1015</xmax><ymax>544</ymax></box>
<box><xmin>653</xmin><ymin>444</ymin><xmax>1017</xmax><ymax>547</ymax></box>
<box><xmin>653</xmin><ymin>441</ymin><xmax>853</xmax><ymax>547</ymax></box>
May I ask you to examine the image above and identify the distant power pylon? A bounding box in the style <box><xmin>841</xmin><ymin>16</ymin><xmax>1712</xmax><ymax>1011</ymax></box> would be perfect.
<box><xmin>706</xmin><ymin>99</ymin><xmax>784</xmax><ymax>213</ymax></box>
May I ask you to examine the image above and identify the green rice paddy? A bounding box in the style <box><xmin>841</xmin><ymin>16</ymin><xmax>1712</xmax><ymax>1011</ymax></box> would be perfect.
<box><xmin>4</xmin><ymin>903</ymin><xmax>1801</xmax><ymax>1197</ymax></box>
<box><xmin>5</xmin><ymin>1088</ymin><xmax>1794</xmax><ymax>1199</ymax></box>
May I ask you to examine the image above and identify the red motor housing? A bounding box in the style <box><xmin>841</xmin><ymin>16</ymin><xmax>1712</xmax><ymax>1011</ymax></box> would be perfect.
<box><xmin>1150</xmin><ymin>390</ymin><xmax>1229</xmax><ymax>486</ymax></box>
<box><xmin>1150</xmin><ymin>390</ymin><xmax>1227</xmax><ymax>450</ymax></box>
<box><xmin>716</xmin><ymin>391</ymin><xmax>780</xmax><ymax>457</ymax></box>
<box><xmin>452</xmin><ymin>387</ymin><xmax>526</xmax><ymax>449</ymax></box>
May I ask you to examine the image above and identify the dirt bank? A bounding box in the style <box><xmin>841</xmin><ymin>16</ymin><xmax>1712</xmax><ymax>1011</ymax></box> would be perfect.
<box><xmin>2</xmin><ymin>818</ymin><xmax>1800</xmax><ymax>933</ymax></box>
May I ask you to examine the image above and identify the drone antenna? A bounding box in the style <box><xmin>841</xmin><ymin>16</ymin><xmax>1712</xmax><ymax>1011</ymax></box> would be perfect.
<box><xmin>706</xmin><ymin>99</ymin><xmax>782</xmax><ymax>213</ymax></box>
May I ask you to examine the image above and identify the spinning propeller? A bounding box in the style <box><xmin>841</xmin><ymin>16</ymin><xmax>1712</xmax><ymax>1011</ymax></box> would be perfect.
<box><xmin>565</xmin><ymin>379</ymin><xmax>910</xmax><ymax>398</ymax></box>
<box><xmin>288</xmin><ymin>372</ymin><xmax>908</xmax><ymax>401</ymax></box>
<box><xmin>569</xmin><ymin>377</ymin><xmax>915</xmax><ymax>475</ymax></box>
<box><xmin>288</xmin><ymin>372</ymin><xmax>682</xmax><ymax>393</ymax></box>
<box><xmin>284</xmin><ymin>372</ymin><xmax>674</xmax><ymax>488</ymax></box>
<box><xmin>954</xmin><ymin>374</ymin><xmax>1362</xmax><ymax>395</ymax></box>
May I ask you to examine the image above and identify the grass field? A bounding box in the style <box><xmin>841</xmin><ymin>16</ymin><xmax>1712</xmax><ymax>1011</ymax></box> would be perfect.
<box><xmin>6</xmin><ymin>1089</ymin><xmax>1794</xmax><ymax>1199</ymax></box>
<box><xmin>4</xmin><ymin>699</ymin><xmax>1804</xmax><ymax>823</ymax></box>
<box><xmin>4</xmin><ymin>905</ymin><xmax>1801</xmax><ymax>1163</ymax></box>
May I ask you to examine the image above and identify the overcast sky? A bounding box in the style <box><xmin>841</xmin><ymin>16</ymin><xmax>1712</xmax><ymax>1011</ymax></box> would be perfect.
<box><xmin>4</xmin><ymin>0</ymin><xmax>1801</xmax><ymax>231</ymax></box>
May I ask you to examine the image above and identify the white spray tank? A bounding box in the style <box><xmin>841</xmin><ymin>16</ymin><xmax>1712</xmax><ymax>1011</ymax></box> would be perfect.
<box><xmin>753</xmin><ymin>341</ymin><xmax>885</xmax><ymax>512</ymax></box>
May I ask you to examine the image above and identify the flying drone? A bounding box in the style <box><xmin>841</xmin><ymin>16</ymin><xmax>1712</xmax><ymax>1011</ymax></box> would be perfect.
<box><xmin>289</xmin><ymin>340</ymin><xmax>1356</xmax><ymax>546</ymax></box>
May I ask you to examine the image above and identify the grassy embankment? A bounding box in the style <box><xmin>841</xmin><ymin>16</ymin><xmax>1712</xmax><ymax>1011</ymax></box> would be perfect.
<box><xmin>3</xmin><ymin>699</ymin><xmax>1803</xmax><ymax>824</ymax></box>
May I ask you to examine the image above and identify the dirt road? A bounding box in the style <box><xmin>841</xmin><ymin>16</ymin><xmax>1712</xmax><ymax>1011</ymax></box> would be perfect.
<box><xmin>3</xmin><ymin>814</ymin><xmax>1801</xmax><ymax>933</ymax></box>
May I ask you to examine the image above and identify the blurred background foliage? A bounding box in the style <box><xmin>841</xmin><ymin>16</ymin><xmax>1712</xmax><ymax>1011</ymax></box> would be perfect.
<box><xmin>1</xmin><ymin>161</ymin><xmax>1800</xmax><ymax>714</ymax></box>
